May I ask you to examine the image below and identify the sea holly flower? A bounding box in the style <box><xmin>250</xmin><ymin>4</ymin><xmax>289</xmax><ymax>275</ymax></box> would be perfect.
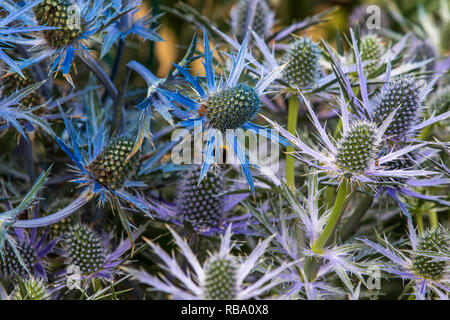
<box><xmin>17</xmin><ymin>0</ymin><xmax>123</xmax><ymax>84</ymax></box>
<box><xmin>230</xmin><ymin>0</ymin><xmax>275</xmax><ymax>42</ymax></box>
<box><xmin>155</xmin><ymin>164</ymin><xmax>252</xmax><ymax>235</ymax></box>
<box><xmin>372</xmin><ymin>76</ymin><xmax>425</xmax><ymax>140</ymax></box>
<box><xmin>0</xmin><ymin>0</ymin><xmax>59</xmax><ymax>76</ymax></box>
<box><xmin>359</xmin><ymin>34</ymin><xmax>385</xmax><ymax>76</ymax></box>
<box><xmin>124</xmin><ymin>226</ymin><xmax>296</xmax><ymax>300</ymax></box>
<box><xmin>9</xmin><ymin>276</ymin><xmax>52</xmax><ymax>300</ymax></box>
<box><xmin>175</xmin><ymin>165</ymin><xmax>225</xmax><ymax>231</ymax></box>
<box><xmin>281</xmin><ymin>36</ymin><xmax>322</xmax><ymax>89</ymax></box>
<box><xmin>56</xmin><ymin>224</ymin><xmax>139</xmax><ymax>287</ymax></box>
<box><xmin>10</xmin><ymin>104</ymin><xmax>149</xmax><ymax>241</ymax></box>
<box><xmin>0</xmin><ymin>226</ymin><xmax>56</xmax><ymax>280</ymax></box>
<box><xmin>158</xmin><ymin>29</ymin><xmax>288</xmax><ymax>193</ymax></box>
<box><xmin>360</xmin><ymin>226</ymin><xmax>449</xmax><ymax>300</ymax></box>
<box><xmin>264</xmin><ymin>92</ymin><xmax>435</xmax><ymax>186</ymax></box>
<box><xmin>324</xmin><ymin>29</ymin><xmax>450</xmax><ymax>144</ymax></box>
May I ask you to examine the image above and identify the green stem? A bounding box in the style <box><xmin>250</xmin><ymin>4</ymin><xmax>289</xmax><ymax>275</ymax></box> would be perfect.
<box><xmin>311</xmin><ymin>179</ymin><xmax>353</xmax><ymax>253</ymax></box>
<box><xmin>286</xmin><ymin>95</ymin><xmax>299</xmax><ymax>192</ymax></box>
<box><xmin>415</xmin><ymin>210</ymin><xmax>424</xmax><ymax>235</ymax></box>
<box><xmin>304</xmin><ymin>179</ymin><xmax>353</xmax><ymax>281</ymax></box>
<box><xmin>429</xmin><ymin>211</ymin><xmax>438</xmax><ymax>230</ymax></box>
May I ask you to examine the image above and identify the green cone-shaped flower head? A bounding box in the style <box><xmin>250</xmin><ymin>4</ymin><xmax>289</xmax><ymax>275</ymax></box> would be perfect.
<box><xmin>282</xmin><ymin>37</ymin><xmax>322</xmax><ymax>88</ymax></box>
<box><xmin>373</xmin><ymin>77</ymin><xmax>422</xmax><ymax>138</ymax></box>
<box><xmin>11</xmin><ymin>276</ymin><xmax>51</xmax><ymax>300</ymax></box>
<box><xmin>65</xmin><ymin>224</ymin><xmax>106</xmax><ymax>276</ymax></box>
<box><xmin>34</xmin><ymin>0</ymin><xmax>82</xmax><ymax>48</ymax></box>
<box><xmin>203</xmin><ymin>255</ymin><xmax>238</xmax><ymax>300</ymax></box>
<box><xmin>206</xmin><ymin>84</ymin><xmax>260</xmax><ymax>132</ymax></box>
<box><xmin>360</xmin><ymin>35</ymin><xmax>385</xmax><ymax>75</ymax></box>
<box><xmin>231</xmin><ymin>0</ymin><xmax>273</xmax><ymax>41</ymax></box>
<box><xmin>335</xmin><ymin>121</ymin><xmax>379</xmax><ymax>173</ymax></box>
<box><xmin>413</xmin><ymin>227</ymin><xmax>448</xmax><ymax>280</ymax></box>
<box><xmin>87</xmin><ymin>137</ymin><xmax>140</xmax><ymax>190</ymax></box>
<box><xmin>176</xmin><ymin>166</ymin><xmax>225</xmax><ymax>230</ymax></box>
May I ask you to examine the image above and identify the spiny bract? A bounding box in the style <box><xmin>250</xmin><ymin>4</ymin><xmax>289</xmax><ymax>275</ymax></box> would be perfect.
<box><xmin>11</xmin><ymin>277</ymin><xmax>51</xmax><ymax>300</ymax></box>
<box><xmin>65</xmin><ymin>224</ymin><xmax>106</xmax><ymax>275</ymax></box>
<box><xmin>1</xmin><ymin>69</ymin><xmax>42</xmax><ymax>108</ymax></box>
<box><xmin>281</xmin><ymin>37</ymin><xmax>322</xmax><ymax>88</ymax></box>
<box><xmin>203</xmin><ymin>255</ymin><xmax>238</xmax><ymax>300</ymax></box>
<box><xmin>412</xmin><ymin>228</ymin><xmax>448</xmax><ymax>280</ymax></box>
<box><xmin>232</xmin><ymin>0</ymin><xmax>273</xmax><ymax>40</ymax></box>
<box><xmin>206</xmin><ymin>84</ymin><xmax>260</xmax><ymax>132</ymax></box>
<box><xmin>373</xmin><ymin>77</ymin><xmax>422</xmax><ymax>138</ymax></box>
<box><xmin>335</xmin><ymin>121</ymin><xmax>379</xmax><ymax>173</ymax></box>
<box><xmin>360</xmin><ymin>35</ymin><xmax>384</xmax><ymax>75</ymax></box>
<box><xmin>87</xmin><ymin>137</ymin><xmax>140</xmax><ymax>190</ymax></box>
<box><xmin>34</xmin><ymin>0</ymin><xmax>82</xmax><ymax>48</ymax></box>
<box><xmin>0</xmin><ymin>241</ymin><xmax>37</xmax><ymax>277</ymax></box>
<box><xmin>175</xmin><ymin>166</ymin><xmax>225</xmax><ymax>230</ymax></box>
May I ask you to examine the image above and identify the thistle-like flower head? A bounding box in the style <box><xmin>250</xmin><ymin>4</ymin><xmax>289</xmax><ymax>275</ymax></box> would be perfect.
<box><xmin>203</xmin><ymin>254</ymin><xmax>238</xmax><ymax>300</ymax></box>
<box><xmin>11</xmin><ymin>276</ymin><xmax>51</xmax><ymax>300</ymax></box>
<box><xmin>0</xmin><ymin>240</ymin><xmax>37</xmax><ymax>278</ymax></box>
<box><xmin>282</xmin><ymin>37</ymin><xmax>322</xmax><ymax>88</ymax></box>
<box><xmin>335</xmin><ymin>121</ymin><xmax>379</xmax><ymax>174</ymax></box>
<box><xmin>412</xmin><ymin>228</ymin><xmax>448</xmax><ymax>280</ymax></box>
<box><xmin>158</xmin><ymin>29</ymin><xmax>287</xmax><ymax>193</ymax></box>
<box><xmin>87</xmin><ymin>136</ymin><xmax>140</xmax><ymax>190</ymax></box>
<box><xmin>373</xmin><ymin>77</ymin><xmax>423</xmax><ymax>138</ymax></box>
<box><xmin>231</xmin><ymin>0</ymin><xmax>274</xmax><ymax>41</ymax></box>
<box><xmin>33</xmin><ymin>0</ymin><xmax>81</xmax><ymax>49</ymax></box>
<box><xmin>361</xmin><ymin>226</ymin><xmax>450</xmax><ymax>300</ymax></box>
<box><xmin>125</xmin><ymin>226</ymin><xmax>294</xmax><ymax>300</ymax></box>
<box><xmin>175</xmin><ymin>166</ymin><xmax>225</xmax><ymax>231</ymax></box>
<box><xmin>64</xmin><ymin>224</ymin><xmax>107</xmax><ymax>276</ymax></box>
<box><xmin>360</xmin><ymin>35</ymin><xmax>384</xmax><ymax>75</ymax></box>
<box><xmin>205</xmin><ymin>84</ymin><xmax>260</xmax><ymax>132</ymax></box>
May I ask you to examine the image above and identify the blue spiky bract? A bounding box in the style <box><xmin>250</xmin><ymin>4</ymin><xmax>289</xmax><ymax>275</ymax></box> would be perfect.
<box><xmin>33</xmin><ymin>0</ymin><xmax>82</xmax><ymax>48</ymax></box>
<box><xmin>87</xmin><ymin>137</ymin><xmax>140</xmax><ymax>190</ymax></box>
<box><xmin>231</xmin><ymin>0</ymin><xmax>273</xmax><ymax>41</ymax></box>
<box><xmin>373</xmin><ymin>77</ymin><xmax>422</xmax><ymax>138</ymax></box>
<box><xmin>176</xmin><ymin>166</ymin><xmax>225</xmax><ymax>231</ymax></box>
<box><xmin>360</xmin><ymin>35</ymin><xmax>384</xmax><ymax>75</ymax></box>
<box><xmin>282</xmin><ymin>37</ymin><xmax>322</xmax><ymax>88</ymax></box>
<box><xmin>0</xmin><ymin>241</ymin><xmax>37</xmax><ymax>278</ymax></box>
<box><xmin>11</xmin><ymin>276</ymin><xmax>51</xmax><ymax>300</ymax></box>
<box><xmin>203</xmin><ymin>255</ymin><xmax>238</xmax><ymax>300</ymax></box>
<box><xmin>335</xmin><ymin>121</ymin><xmax>379</xmax><ymax>173</ymax></box>
<box><xmin>206</xmin><ymin>84</ymin><xmax>260</xmax><ymax>132</ymax></box>
<box><xmin>65</xmin><ymin>224</ymin><xmax>106</xmax><ymax>276</ymax></box>
<box><xmin>412</xmin><ymin>228</ymin><xmax>448</xmax><ymax>280</ymax></box>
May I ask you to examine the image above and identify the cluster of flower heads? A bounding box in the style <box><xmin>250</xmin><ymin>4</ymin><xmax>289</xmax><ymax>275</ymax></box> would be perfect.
<box><xmin>0</xmin><ymin>0</ymin><xmax>449</xmax><ymax>301</ymax></box>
